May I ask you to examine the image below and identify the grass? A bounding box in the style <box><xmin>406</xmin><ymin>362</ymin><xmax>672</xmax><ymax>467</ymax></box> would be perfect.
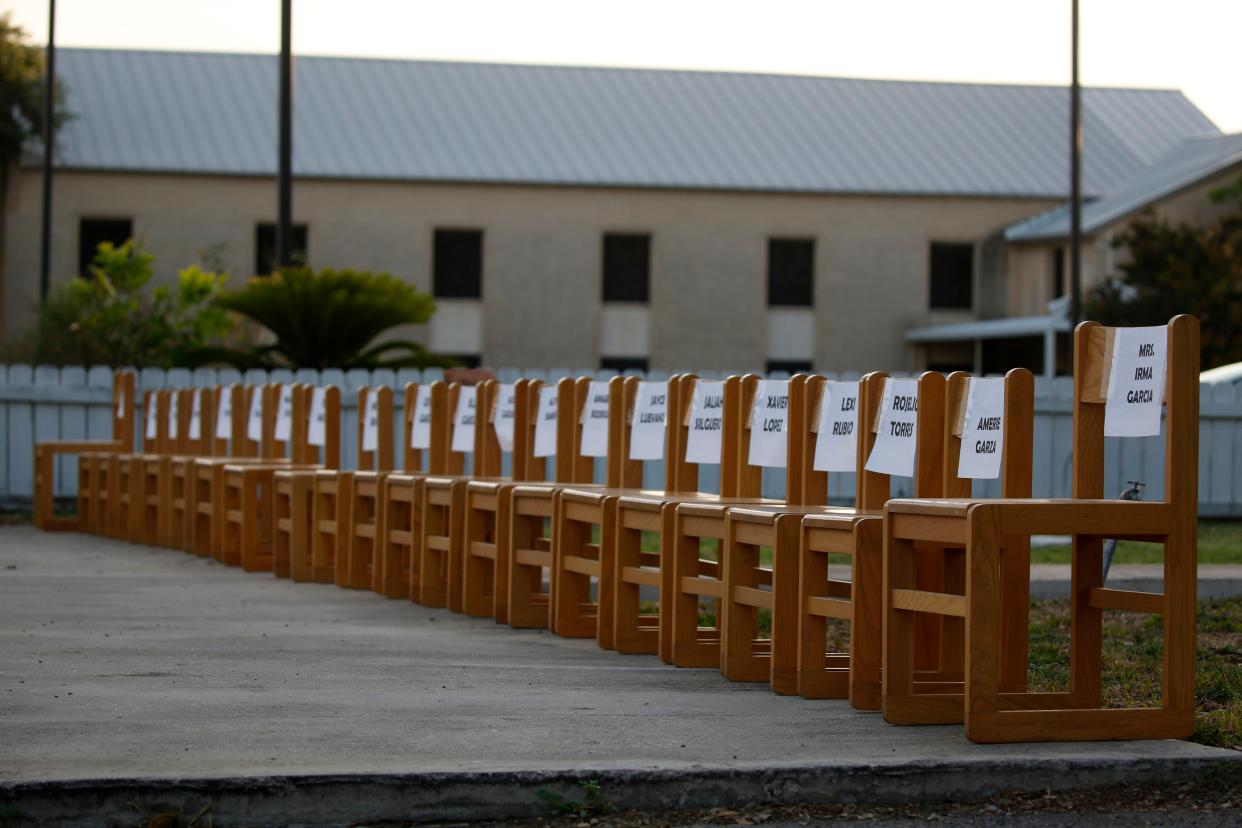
<box><xmin>1027</xmin><ymin>597</ymin><xmax>1241</xmax><ymax>748</ymax></box>
<box><xmin>1032</xmin><ymin>520</ymin><xmax>1242</xmax><ymax>564</ymax></box>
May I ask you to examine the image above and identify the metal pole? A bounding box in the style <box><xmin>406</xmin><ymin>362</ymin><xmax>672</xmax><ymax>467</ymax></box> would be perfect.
<box><xmin>276</xmin><ymin>0</ymin><xmax>293</xmax><ymax>268</ymax></box>
<box><xmin>38</xmin><ymin>0</ymin><xmax>56</xmax><ymax>301</ymax></box>
<box><xmin>1069</xmin><ymin>0</ymin><xmax>1082</xmax><ymax>325</ymax></box>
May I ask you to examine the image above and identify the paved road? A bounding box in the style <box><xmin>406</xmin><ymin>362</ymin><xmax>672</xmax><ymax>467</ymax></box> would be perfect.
<box><xmin>1</xmin><ymin>526</ymin><xmax>1237</xmax><ymax>825</ymax></box>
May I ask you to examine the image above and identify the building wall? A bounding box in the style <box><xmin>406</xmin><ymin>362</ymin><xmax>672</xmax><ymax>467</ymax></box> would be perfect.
<box><xmin>1</xmin><ymin>169</ymin><xmax>1052</xmax><ymax>370</ymax></box>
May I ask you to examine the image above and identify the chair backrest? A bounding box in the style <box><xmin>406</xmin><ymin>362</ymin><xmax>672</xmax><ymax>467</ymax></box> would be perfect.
<box><xmin>228</xmin><ymin>384</ymin><xmax>264</xmax><ymax>459</ymax></box>
<box><xmin>942</xmin><ymin>369</ymin><xmax>1034</xmax><ymax>498</ymax></box>
<box><xmin>199</xmin><ymin>387</ymin><xmax>228</xmax><ymax>457</ymax></box>
<box><xmin>139</xmin><ymin>388</ymin><xmax>172</xmax><ymax>453</ymax></box>
<box><xmin>474</xmin><ymin>379</ymin><xmax>504</xmax><ymax>478</ymax></box>
<box><xmin>442</xmin><ymin>381</ymin><xmax>479</xmax><ymax>476</ymax></box>
<box><xmin>662</xmin><ymin>374</ymin><xmax>742</xmax><ymax>496</ymax></box>
<box><xmin>1073</xmin><ymin>316</ymin><xmax>1198</xmax><ymax>527</ymax></box>
<box><xmin>512</xmin><ymin>379</ymin><xmax>542</xmax><ymax>483</ymax></box>
<box><xmin>426</xmin><ymin>380</ymin><xmax>457</xmax><ymax>475</ymax></box>
<box><xmin>852</xmin><ymin>372</ymin><xmax>948</xmax><ymax>509</ymax></box>
<box><xmin>557</xmin><ymin>377</ymin><xmax>595</xmax><ymax>484</ymax></box>
<box><xmin>733</xmin><ymin>373</ymin><xmax>798</xmax><ymax>500</ymax></box>
<box><xmin>112</xmin><ymin>371</ymin><xmax>137</xmax><ymax>450</ymax></box>
<box><xmin>400</xmin><ymin>382</ymin><xmax>426</xmax><ymax>472</ymax></box>
<box><xmin>180</xmin><ymin>387</ymin><xmax>215</xmax><ymax>457</ymax></box>
<box><xmin>294</xmin><ymin>384</ymin><xmax>340</xmax><ymax>468</ymax></box>
<box><xmin>356</xmin><ymin>386</ymin><xmax>393</xmax><ymax>472</ymax></box>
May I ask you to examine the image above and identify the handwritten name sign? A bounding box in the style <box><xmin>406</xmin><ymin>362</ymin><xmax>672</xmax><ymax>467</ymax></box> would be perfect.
<box><xmin>1105</xmin><ymin>325</ymin><xmax>1167</xmax><ymax>437</ymax></box>
<box><xmin>957</xmin><ymin>377</ymin><xmax>1004</xmax><ymax>479</ymax></box>
<box><xmin>116</xmin><ymin>386</ymin><xmax>126</xmax><ymax>419</ymax></box>
<box><xmin>215</xmin><ymin>389</ymin><xmax>233</xmax><ymax>440</ymax></box>
<box><xmin>493</xmin><ymin>383</ymin><xmax>517</xmax><ymax>452</ymax></box>
<box><xmin>168</xmin><ymin>392</ymin><xmax>181</xmax><ymax>440</ymax></box>
<box><xmin>308</xmin><ymin>387</ymin><xmax>328</xmax><ymax>447</ymax></box>
<box><xmin>684</xmin><ymin>380</ymin><xmax>725</xmax><ymax>464</ymax></box>
<box><xmin>579</xmin><ymin>381</ymin><xmax>611</xmax><ymax>458</ymax></box>
<box><xmin>813</xmin><ymin>380</ymin><xmax>859</xmax><ymax>473</ymax></box>
<box><xmin>188</xmin><ymin>389</ymin><xmax>203</xmax><ymax>440</ymax></box>
<box><xmin>748</xmin><ymin>379</ymin><xmax>790</xmax><ymax>468</ymax></box>
<box><xmin>246</xmin><ymin>388</ymin><xmax>264</xmax><ymax>442</ymax></box>
<box><xmin>629</xmin><ymin>381</ymin><xmax>668</xmax><ymax>461</ymax></box>
<box><xmin>409</xmin><ymin>386</ymin><xmax>432</xmax><ymax>450</ymax></box>
<box><xmin>145</xmin><ymin>394</ymin><xmax>157</xmax><ymax>440</ymax></box>
<box><xmin>533</xmin><ymin>384</ymin><xmax>559</xmax><ymax>458</ymax></box>
<box><xmin>451</xmin><ymin>386</ymin><xmax>478</xmax><ymax>454</ymax></box>
<box><xmin>865</xmin><ymin>378</ymin><xmax>919</xmax><ymax>477</ymax></box>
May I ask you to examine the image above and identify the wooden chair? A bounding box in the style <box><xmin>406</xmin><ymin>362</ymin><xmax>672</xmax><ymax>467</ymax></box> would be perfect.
<box><xmin>552</xmin><ymin>376</ymin><xmax>679</xmax><ymax>646</ymax></box>
<box><xmin>506</xmin><ymin>377</ymin><xmax>596</xmax><ymax>630</ymax></box>
<box><xmin>221</xmin><ymin>384</ymin><xmax>333</xmax><ymax>572</ymax></box>
<box><xmin>159</xmin><ymin>387</ymin><xmax>220</xmax><ymax>550</ymax></box>
<box><xmin>324</xmin><ymin>385</ymin><xmax>390</xmax><ymax>588</ymax></box>
<box><xmin>373</xmin><ymin>382</ymin><xmax>435</xmax><ymax>599</ymax></box>
<box><xmin>57</xmin><ymin>370</ymin><xmax>137</xmax><ymax>534</ymax></box>
<box><xmin>104</xmin><ymin>388</ymin><xmax>169</xmax><ymax>541</ymax></box>
<box><xmin>188</xmin><ymin>384</ymin><xmax>269</xmax><ymax>559</ymax></box>
<box><xmin>883</xmin><ymin>317</ymin><xmax>1198</xmax><ymax>743</ymax></box>
<box><xmin>272</xmin><ymin>385</ymin><xmax>344</xmax><ymax>580</ymax></box>
<box><xmin>611</xmin><ymin>374</ymin><xmax>738</xmax><ymax>660</ymax></box>
<box><xmin>460</xmin><ymin>379</ymin><xmax>540</xmax><ymax>621</ymax></box>
<box><xmin>132</xmin><ymin>388</ymin><xmax>194</xmax><ymax>545</ymax></box>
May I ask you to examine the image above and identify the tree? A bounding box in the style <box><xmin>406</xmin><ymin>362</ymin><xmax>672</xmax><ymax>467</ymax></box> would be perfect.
<box><xmin>0</xmin><ymin>12</ymin><xmax>65</xmax><ymax>172</ymax></box>
<box><xmin>1086</xmin><ymin>176</ymin><xmax>1242</xmax><ymax>370</ymax></box>
<box><xmin>199</xmin><ymin>266</ymin><xmax>450</xmax><ymax>369</ymax></box>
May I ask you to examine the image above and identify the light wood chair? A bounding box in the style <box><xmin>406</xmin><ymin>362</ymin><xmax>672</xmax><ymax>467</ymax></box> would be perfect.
<box><xmin>132</xmin><ymin>388</ymin><xmax>193</xmax><ymax>545</ymax></box>
<box><xmin>419</xmin><ymin>381</ymin><xmax>480</xmax><ymax>609</ymax></box>
<box><xmin>221</xmin><ymin>384</ymin><xmax>334</xmax><ymax>572</ymax></box>
<box><xmin>373</xmin><ymin>382</ymin><xmax>435</xmax><ymax>599</ymax></box>
<box><xmin>105</xmin><ymin>388</ymin><xmax>169</xmax><ymax>542</ymax></box>
<box><xmin>883</xmin><ymin>317</ymin><xmax>1198</xmax><ymax>743</ymax></box>
<box><xmin>505</xmin><ymin>377</ymin><xmax>596</xmax><ymax>630</ymax></box>
<box><xmin>611</xmin><ymin>374</ymin><xmax>739</xmax><ymax>661</ymax></box>
<box><xmin>327</xmin><ymin>385</ymin><xmax>392</xmax><ymax>588</ymax></box>
<box><xmin>159</xmin><ymin>387</ymin><xmax>220</xmax><ymax>550</ymax></box>
<box><xmin>56</xmin><ymin>370</ymin><xmax>137</xmax><ymax>534</ymax></box>
<box><xmin>461</xmin><ymin>379</ymin><xmax>541</xmax><ymax>621</ymax></box>
<box><xmin>188</xmin><ymin>384</ymin><xmax>268</xmax><ymax>559</ymax></box>
<box><xmin>273</xmin><ymin>386</ymin><xmax>344</xmax><ymax>581</ymax></box>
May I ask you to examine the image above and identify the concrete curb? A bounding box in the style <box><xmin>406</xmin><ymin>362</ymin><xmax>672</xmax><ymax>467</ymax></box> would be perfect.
<box><xmin>6</xmin><ymin>753</ymin><xmax>1242</xmax><ymax>827</ymax></box>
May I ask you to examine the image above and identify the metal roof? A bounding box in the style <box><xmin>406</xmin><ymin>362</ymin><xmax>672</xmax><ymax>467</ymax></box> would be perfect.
<box><xmin>45</xmin><ymin>48</ymin><xmax>1220</xmax><ymax>198</ymax></box>
<box><xmin>1004</xmin><ymin>132</ymin><xmax>1242</xmax><ymax>242</ymax></box>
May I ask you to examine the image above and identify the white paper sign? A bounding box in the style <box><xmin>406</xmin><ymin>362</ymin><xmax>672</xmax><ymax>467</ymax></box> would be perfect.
<box><xmin>629</xmin><ymin>381</ymin><xmax>668</xmax><ymax>461</ymax></box>
<box><xmin>684</xmin><ymin>380</ymin><xmax>725</xmax><ymax>465</ymax></box>
<box><xmin>307</xmin><ymin>387</ymin><xmax>328</xmax><ymax>447</ymax></box>
<box><xmin>865</xmin><ymin>378</ymin><xmax>919</xmax><ymax>477</ymax></box>
<box><xmin>451</xmin><ymin>386</ymin><xmax>478</xmax><ymax>454</ymax></box>
<box><xmin>747</xmin><ymin>380</ymin><xmax>790</xmax><ymax>468</ymax></box>
<box><xmin>579</xmin><ymin>381</ymin><xmax>611</xmax><ymax>458</ymax></box>
<box><xmin>362</xmin><ymin>390</ymin><xmax>380</xmax><ymax>452</ymax></box>
<box><xmin>493</xmin><ymin>383</ymin><xmax>517</xmax><ymax>452</ymax></box>
<box><xmin>957</xmin><ymin>377</ymin><xmax>1005</xmax><ymax>480</ymax></box>
<box><xmin>813</xmin><ymin>380</ymin><xmax>860</xmax><ymax>473</ymax></box>
<box><xmin>533</xmin><ymin>384</ymin><xmax>559</xmax><ymax>458</ymax></box>
<box><xmin>409</xmin><ymin>386</ymin><xmax>433</xmax><ymax>450</ymax></box>
<box><xmin>274</xmin><ymin>385</ymin><xmax>294</xmax><ymax>441</ymax></box>
<box><xmin>1104</xmin><ymin>325</ymin><xmax>1168</xmax><ymax>438</ymax></box>
<box><xmin>215</xmin><ymin>389</ymin><xmax>233</xmax><ymax>440</ymax></box>
<box><xmin>246</xmin><ymin>388</ymin><xmax>264</xmax><ymax>442</ymax></box>
<box><xmin>188</xmin><ymin>389</ymin><xmax>203</xmax><ymax>440</ymax></box>
<box><xmin>145</xmin><ymin>393</ymin><xmax>157</xmax><ymax>440</ymax></box>
<box><xmin>116</xmin><ymin>386</ymin><xmax>126</xmax><ymax>419</ymax></box>
<box><xmin>167</xmin><ymin>392</ymin><xmax>180</xmax><ymax>439</ymax></box>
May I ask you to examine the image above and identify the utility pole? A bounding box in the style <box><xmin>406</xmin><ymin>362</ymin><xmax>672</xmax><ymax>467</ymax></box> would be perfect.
<box><xmin>276</xmin><ymin>0</ymin><xmax>294</xmax><ymax>268</ymax></box>
<box><xmin>38</xmin><ymin>0</ymin><xmax>56</xmax><ymax>301</ymax></box>
<box><xmin>1069</xmin><ymin>0</ymin><xmax>1082</xmax><ymax>325</ymax></box>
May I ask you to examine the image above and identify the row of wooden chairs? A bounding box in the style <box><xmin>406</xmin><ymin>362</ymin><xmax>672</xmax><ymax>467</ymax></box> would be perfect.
<box><xmin>33</xmin><ymin>316</ymin><xmax>1199</xmax><ymax>744</ymax></box>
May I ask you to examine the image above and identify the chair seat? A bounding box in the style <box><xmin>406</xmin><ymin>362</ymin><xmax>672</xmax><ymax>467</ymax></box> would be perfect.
<box><xmin>887</xmin><ymin>497</ymin><xmax>1169</xmax><ymax>537</ymax></box>
<box><xmin>614</xmin><ymin>491</ymin><xmax>722</xmax><ymax>513</ymax></box>
<box><xmin>729</xmin><ymin>504</ymin><xmax>860</xmax><ymax>526</ymax></box>
<box><xmin>559</xmin><ymin>486</ymin><xmax>659</xmax><ymax>506</ymax></box>
<box><xmin>802</xmin><ymin>508</ymin><xmax>881</xmax><ymax>530</ymax></box>
<box><xmin>677</xmin><ymin>497</ymin><xmax>781</xmax><ymax>519</ymax></box>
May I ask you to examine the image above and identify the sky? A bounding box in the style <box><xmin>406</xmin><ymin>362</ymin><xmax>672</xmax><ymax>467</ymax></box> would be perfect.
<box><xmin>6</xmin><ymin>0</ymin><xmax>1241</xmax><ymax>132</ymax></box>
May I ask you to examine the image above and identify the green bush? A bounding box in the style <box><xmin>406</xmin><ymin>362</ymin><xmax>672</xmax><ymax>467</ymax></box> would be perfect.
<box><xmin>198</xmin><ymin>266</ymin><xmax>447</xmax><ymax>369</ymax></box>
<box><xmin>25</xmin><ymin>240</ymin><xmax>231</xmax><ymax>367</ymax></box>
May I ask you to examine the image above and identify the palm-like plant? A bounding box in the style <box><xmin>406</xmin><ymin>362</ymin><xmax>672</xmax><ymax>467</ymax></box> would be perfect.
<box><xmin>197</xmin><ymin>266</ymin><xmax>448</xmax><ymax>369</ymax></box>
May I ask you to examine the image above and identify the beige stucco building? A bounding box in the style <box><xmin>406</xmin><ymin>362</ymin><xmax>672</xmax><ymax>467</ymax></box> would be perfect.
<box><xmin>2</xmin><ymin>49</ymin><xmax>1231</xmax><ymax>375</ymax></box>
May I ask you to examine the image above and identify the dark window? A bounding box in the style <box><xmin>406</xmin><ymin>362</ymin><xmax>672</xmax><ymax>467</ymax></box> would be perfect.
<box><xmin>602</xmin><ymin>234</ymin><xmax>650</xmax><ymax>303</ymax></box>
<box><xmin>255</xmin><ymin>223</ymin><xmax>308</xmax><ymax>276</ymax></box>
<box><xmin>767</xmin><ymin>238</ymin><xmax>814</xmax><ymax>307</ymax></box>
<box><xmin>433</xmin><ymin>229</ymin><xmax>483</xmax><ymax>298</ymax></box>
<box><xmin>1052</xmin><ymin>246</ymin><xmax>1065</xmax><ymax>299</ymax></box>
<box><xmin>765</xmin><ymin>358</ymin><xmax>813</xmax><ymax>374</ymax></box>
<box><xmin>443</xmin><ymin>353</ymin><xmax>482</xmax><ymax>369</ymax></box>
<box><xmin>79</xmin><ymin>218</ymin><xmax>133</xmax><ymax>277</ymax></box>
<box><xmin>600</xmin><ymin>356</ymin><xmax>649</xmax><ymax>372</ymax></box>
<box><xmin>929</xmin><ymin>242</ymin><xmax>974</xmax><ymax>310</ymax></box>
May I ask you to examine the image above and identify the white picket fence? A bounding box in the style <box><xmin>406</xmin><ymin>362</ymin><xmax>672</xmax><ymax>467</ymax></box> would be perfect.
<box><xmin>1</xmin><ymin>364</ymin><xmax>1240</xmax><ymax>516</ymax></box>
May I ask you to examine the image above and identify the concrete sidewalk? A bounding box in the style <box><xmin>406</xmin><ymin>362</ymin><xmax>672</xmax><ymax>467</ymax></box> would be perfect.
<box><xmin>1</xmin><ymin>526</ymin><xmax>1238</xmax><ymax>825</ymax></box>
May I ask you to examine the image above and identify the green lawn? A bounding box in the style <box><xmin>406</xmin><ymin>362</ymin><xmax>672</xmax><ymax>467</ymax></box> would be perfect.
<box><xmin>1032</xmin><ymin>520</ymin><xmax>1242</xmax><ymax>564</ymax></box>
